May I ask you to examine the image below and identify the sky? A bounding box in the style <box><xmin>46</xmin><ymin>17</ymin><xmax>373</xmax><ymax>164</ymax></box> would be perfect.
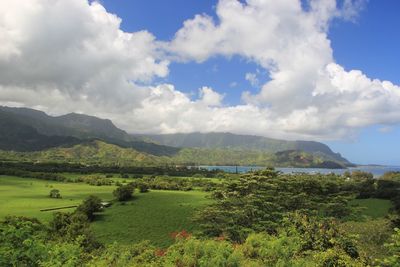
<box><xmin>0</xmin><ymin>0</ymin><xmax>399</xmax><ymax>165</ymax></box>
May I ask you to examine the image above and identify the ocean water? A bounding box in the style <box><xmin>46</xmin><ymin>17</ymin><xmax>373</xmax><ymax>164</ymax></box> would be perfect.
<box><xmin>199</xmin><ymin>165</ymin><xmax>400</xmax><ymax>177</ymax></box>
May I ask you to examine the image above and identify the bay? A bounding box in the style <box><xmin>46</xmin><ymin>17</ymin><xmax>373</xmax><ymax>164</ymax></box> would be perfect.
<box><xmin>199</xmin><ymin>165</ymin><xmax>400</xmax><ymax>177</ymax></box>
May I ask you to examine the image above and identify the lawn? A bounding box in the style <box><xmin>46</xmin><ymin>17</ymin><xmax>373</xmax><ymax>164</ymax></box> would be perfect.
<box><xmin>91</xmin><ymin>190</ymin><xmax>211</xmax><ymax>247</ymax></box>
<box><xmin>0</xmin><ymin>175</ymin><xmax>115</xmax><ymax>221</ymax></box>
<box><xmin>349</xmin><ymin>198</ymin><xmax>392</xmax><ymax>219</ymax></box>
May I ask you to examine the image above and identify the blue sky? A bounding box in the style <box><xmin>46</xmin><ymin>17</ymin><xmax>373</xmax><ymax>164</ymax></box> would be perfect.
<box><xmin>99</xmin><ymin>0</ymin><xmax>400</xmax><ymax>165</ymax></box>
<box><xmin>327</xmin><ymin>1</ymin><xmax>400</xmax><ymax>166</ymax></box>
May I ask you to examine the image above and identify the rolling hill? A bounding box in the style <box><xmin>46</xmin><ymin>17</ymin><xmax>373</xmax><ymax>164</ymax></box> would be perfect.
<box><xmin>0</xmin><ymin>140</ymin><xmax>165</xmax><ymax>166</ymax></box>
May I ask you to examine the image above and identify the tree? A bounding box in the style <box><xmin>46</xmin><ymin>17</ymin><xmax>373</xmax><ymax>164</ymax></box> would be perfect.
<box><xmin>49</xmin><ymin>212</ymin><xmax>100</xmax><ymax>251</ymax></box>
<box><xmin>375</xmin><ymin>228</ymin><xmax>400</xmax><ymax>267</ymax></box>
<box><xmin>49</xmin><ymin>189</ymin><xmax>61</xmax><ymax>198</ymax></box>
<box><xmin>0</xmin><ymin>216</ymin><xmax>84</xmax><ymax>267</ymax></box>
<box><xmin>356</xmin><ymin>178</ymin><xmax>376</xmax><ymax>199</ymax></box>
<box><xmin>195</xmin><ymin>170</ymin><xmax>354</xmax><ymax>242</ymax></box>
<box><xmin>138</xmin><ymin>183</ymin><xmax>149</xmax><ymax>193</ymax></box>
<box><xmin>113</xmin><ymin>185</ymin><xmax>134</xmax><ymax>201</ymax></box>
<box><xmin>76</xmin><ymin>195</ymin><xmax>102</xmax><ymax>221</ymax></box>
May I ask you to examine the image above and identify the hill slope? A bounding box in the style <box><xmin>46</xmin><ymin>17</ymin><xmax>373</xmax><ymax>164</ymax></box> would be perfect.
<box><xmin>0</xmin><ymin>107</ymin><xmax>179</xmax><ymax>156</ymax></box>
<box><xmin>135</xmin><ymin>132</ymin><xmax>351</xmax><ymax>166</ymax></box>
<box><xmin>0</xmin><ymin>106</ymin><xmax>130</xmax><ymax>141</ymax></box>
<box><xmin>0</xmin><ymin>140</ymin><xmax>166</xmax><ymax>166</ymax></box>
<box><xmin>0</xmin><ymin>110</ymin><xmax>81</xmax><ymax>151</ymax></box>
<box><xmin>0</xmin><ymin>140</ymin><xmax>345</xmax><ymax>168</ymax></box>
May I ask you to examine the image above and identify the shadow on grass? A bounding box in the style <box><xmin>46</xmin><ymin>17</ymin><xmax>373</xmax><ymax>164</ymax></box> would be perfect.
<box><xmin>93</xmin><ymin>213</ymin><xmax>107</xmax><ymax>222</ymax></box>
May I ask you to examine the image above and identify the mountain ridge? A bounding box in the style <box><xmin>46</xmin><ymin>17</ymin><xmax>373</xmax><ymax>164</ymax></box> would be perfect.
<box><xmin>134</xmin><ymin>132</ymin><xmax>350</xmax><ymax>165</ymax></box>
<box><xmin>0</xmin><ymin>106</ymin><xmax>352</xmax><ymax>167</ymax></box>
<box><xmin>0</xmin><ymin>140</ymin><xmax>346</xmax><ymax>168</ymax></box>
<box><xmin>0</xmin><ymin>106</ymin><xmax>178</xmax><ymax>156</ymax></box>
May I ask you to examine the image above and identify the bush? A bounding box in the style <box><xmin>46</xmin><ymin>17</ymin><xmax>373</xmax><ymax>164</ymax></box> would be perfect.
<box><xmin>113</xmin><ymin>185</ymin><xmax>134</xmax><ymax>201</ymax></box>
<box><xmin>76</xmin><ymin>195</ymin><xmax>102</xmax><ymax>221</ymax></box>
<box><xmin>374</xmin><ymin>228</ymin><xmax>400</xmax><ymax>267</ymax></box>
<box><xmin>49</xmin><ymin>212</ymin><xmax>101</xmax><ymax>251</ymax></box>
<box><xmin>0</xmin><ymin>216</ymin><xmax>85</xmax><ymax>266</ymax></box>
<box><xmin>49</xmin><ymin>189</ymin><xmax>61</xmax><ymax>199</ymax></box>
<box><xmin>138</xmin><ymin>183</ymin><xmax>149</xmax><ymax>193</ymax></box>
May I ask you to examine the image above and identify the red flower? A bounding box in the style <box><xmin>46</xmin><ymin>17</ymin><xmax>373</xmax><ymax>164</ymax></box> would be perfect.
<box><xmin>155</xmin><ymin>249</ymin><xmax>166</xmax><ymax>257</ymax></box>
<box><xmin>170</xmin><ymin>229</ymin><xmax>191</xmax><ymax>240</ymax></box>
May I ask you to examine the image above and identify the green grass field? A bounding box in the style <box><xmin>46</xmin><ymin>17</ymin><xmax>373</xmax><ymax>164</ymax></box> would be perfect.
<box><xmin>0</xmin><ymin>175</ymin><xmax>116</xmax><ymax>221</ymax></box>
<box><xmin>91</xmin><ymin>190</ymin><xmax>211</xmax><ymax>247</ymax></box>
<box><xmin>0</xmin><ymin>175</ymin><xmax>211</xmax><ymax>247</ymax></box>
<box><xmin>349</xmin><ymin>198</ymin><xmax>392</xmax><ymax>219</ymax></box>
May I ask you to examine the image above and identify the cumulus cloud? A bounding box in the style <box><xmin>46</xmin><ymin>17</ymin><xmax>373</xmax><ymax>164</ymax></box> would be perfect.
<box><xmin>0</xmin><ymin>0</ymin><xmax>399</xmax><ymax>141</ymax></box>
<box><xmin>167</xmin><ymin>0</ymin><xmax>400</xmax><ymax>139</ymax></box>
<box><xmin>0</xmin><ymin>0</ymin><xmax>168</xmax><ymax>112</ymax></box>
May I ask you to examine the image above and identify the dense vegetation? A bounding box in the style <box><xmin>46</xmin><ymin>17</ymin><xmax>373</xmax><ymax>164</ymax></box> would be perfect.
<box><xmin>0</xmin><ymin>161</ymin><xmax>223</xmax><ymax>177</ymax></box>
<box><xmin>2</xmin><ymin>168</ymin><xmax>400</xmax><ymax>266</ymax></box>
<box><xmin>0</xmin><ymin>140</ymin><xmax>347</xmax><ymax>168</ymax></box>
<box><xmin>137</xmin><ymin>132</ymin><xmax>350</xmax><ymax>165</ymax></box>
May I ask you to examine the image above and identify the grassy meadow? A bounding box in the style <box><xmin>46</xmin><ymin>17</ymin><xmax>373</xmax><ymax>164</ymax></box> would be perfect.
<box><xmin>0</xmin><ymin>175</ymin><xmax>115</xmax><ymax>221</ymax></box>
<box><xmin>349</xmin><ymin>198</ymin><xmax>392</xmax><ymax>219</ymax></box>
<box><xmin>0</xmin><ymin>174</ymin><xmax>211</xmax><ymax>247</ymax></box>
<box><xmin>92</xmin><ymin>190</ymin><xmax>211</xmax><ymax>247</ymax></box>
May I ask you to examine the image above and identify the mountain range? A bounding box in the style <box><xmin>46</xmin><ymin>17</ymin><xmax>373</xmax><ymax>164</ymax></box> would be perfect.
<box><xmin>0</xmin><ymin>106</ymin><xmax>353</xmax><ymax>168</ymax></box>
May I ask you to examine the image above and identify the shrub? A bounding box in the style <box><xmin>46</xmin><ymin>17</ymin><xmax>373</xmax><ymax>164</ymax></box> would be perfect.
<box><xmin>138</xmin><ymin>183</ymin><xmax>149</xmax><ymax>193</ymax></box>
<box><xmin>113</xmin><ymin>185</ymin><xmax>134</xmax><ymax>201</ymax></box>
<box><xmin>76</xmin><ymin>195</ymin><xmax>102</xmax><ymax>221</ymax></box>
<box><xmin>49</xmin><ymin>189</ymin><xmax>61</xmax><ymax>199</ymax></box>
<box><xmin>375</xmin><ymin>228</ymin><xmax>400</xmax><ymax>267</ymax></box>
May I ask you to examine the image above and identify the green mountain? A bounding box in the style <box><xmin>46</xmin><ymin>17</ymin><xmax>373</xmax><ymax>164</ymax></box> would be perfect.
<box><xmin>0</xmin><ymin>110</ymin><xmax>81</xmax><ymax>151</ymax></box>
<box><xmin>0</xmin><ymin>140</ymin><xmax>345</xmax><ymax>168</ymax></box>
<box><xmin>0</xmin><ymin>106</ymin><xmax>130</xmax><ymax>142</ymax></box>
<box><xmin>134</xmin><ymin>132</ymin><xmax>351</xmax><ymax>166</ymax></box>
<box><xmin>0</xmin><ymin>140</ymin><xmax>165</xmax><ymax>166</ymax></box>
<box><xmin>0</xmin><ymin>106</ymin><xmax>178</xmax><ymax>156</ymax></box>
<box><xmin>0</xmin><ymin>106</ymin><xmax>352</xmax><ymax>167</ymax></box>
<box><xmin>171</xmin><ymin>148</ymin><xmax>345</xmax><ymax>168</ymax></box>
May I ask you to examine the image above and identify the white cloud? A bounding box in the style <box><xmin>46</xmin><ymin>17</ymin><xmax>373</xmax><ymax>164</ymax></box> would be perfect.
<box><xmin>0</xmin><ymin>0</ymin><xmax>168</xmax><ymax>112</ymax></box>
<box><xmin>0</xmin><ymin>0</ymin><xmax>399</xmax><ymax>142</ymax></box>
<box><xmin>245</xmin><ymin>72</ymin><xmax>259</xmax><ymax>87</ymax></box>
<box><xmin>199</xmin><ymin>86</ymin><xmax>224</xmax><ymax>106</ymax></box>
<box><xmin>167</xmin><ymin>0</ymin><xmax>400</xmax><ymax>139</ymax></box>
